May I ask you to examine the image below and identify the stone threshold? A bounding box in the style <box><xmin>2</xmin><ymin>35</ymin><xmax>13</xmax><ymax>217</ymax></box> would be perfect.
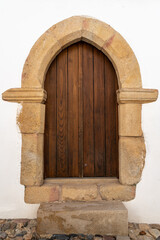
<box><xmin>25</xmin><ymin>178</ymin><xmax>136</xmax><ymax>204</ymax></box>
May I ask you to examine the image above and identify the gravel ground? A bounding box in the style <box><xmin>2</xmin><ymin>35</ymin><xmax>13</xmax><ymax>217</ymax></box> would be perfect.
<box><xmin>0</xmin><ymin>219</ymin><xmax>160</xmax><ymax>240</ymax></box>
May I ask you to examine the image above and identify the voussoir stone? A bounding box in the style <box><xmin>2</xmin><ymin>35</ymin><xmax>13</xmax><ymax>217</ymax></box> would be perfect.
<box><xmin>119</xmin><ymin>137</ymin><xmax>146</xmax><ymax>185</ymax></box>
<box><xmin>21</xmin><ymin>16</ymin><xmax>142</xmax><ymax>89</ymax></box>
<box><xmin>62</xmin><ymin>185</ymin><xmax>98</xmax><ymax>201</ymax></box>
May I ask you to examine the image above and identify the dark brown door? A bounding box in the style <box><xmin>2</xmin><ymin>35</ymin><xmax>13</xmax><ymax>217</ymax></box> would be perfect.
<box><xmin>44</xmin><ymin>41</ymin><xmax>118</xmax><ymax>178</ymax></box>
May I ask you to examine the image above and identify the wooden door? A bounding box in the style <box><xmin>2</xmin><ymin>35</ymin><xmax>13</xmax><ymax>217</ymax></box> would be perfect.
<box><xmin>44</xmin><ymin>41</ymin><xmax>118</xmax><ymax>178</ymax></box>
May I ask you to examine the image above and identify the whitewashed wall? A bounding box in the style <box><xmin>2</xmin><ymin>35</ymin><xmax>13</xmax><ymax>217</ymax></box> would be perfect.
<box><xmin>0</xmin><ymin>0</ymin><xmax>160</xmax><ymax>223</ymax></box>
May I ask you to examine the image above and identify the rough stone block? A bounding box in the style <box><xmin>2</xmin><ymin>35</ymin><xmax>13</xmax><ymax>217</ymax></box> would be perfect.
<box><xmin>118</xmin><ymin>104</ymin><xmax>142</xmax><ymax>137</ymax></box>
<box><xmin>62</xmin><ymin>185</ymin><xmax>98</xmax><ymax>201</ymax></box>
<box><xmin>102</xmin><ymin>32</ymin><xmax>142</xmax><ymax>89</ymax></box>
<box><xmin>25</xmin><ymin>184</ymin><xmax>60</xmax><ymax>203</ymax></box>
<box><xmin>119</xmin><ymin>137</ymin><xmax>146</xmax><ymax>185</ymax></box>
<box><xmin>116</xmin><ymin>237</ymin><xmax>130</xmax><ymax>240</ymax></box>
<box><xmin>51</xmin><ymin>16</ymin><xmax>84</xmax><ymax>48</ymax></box>
<box><xmin>21</xmin><ymin>134</ymin><xmax>44</xmax><ymax>186</ymax></box>
<box><xmin>17</xmin><ymin>103</ymin><xmax>45</xmax><ymax>133</ymax></box>
<box><xmin>99</xmin><ymin>180</ymin><xmax>135</xmax><ymax>201</ymax></box>
<box><xmin>81</xmin><ymin>17</ymin><xmax>115</xmax><ymax>48</ymax></box>
<box><xmin>37</xmin><ymin>201</ymin><xmax>128</xmax><ymax>236</ymax></box>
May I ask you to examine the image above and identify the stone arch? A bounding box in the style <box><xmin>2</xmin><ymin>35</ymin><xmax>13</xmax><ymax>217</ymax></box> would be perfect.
<box><xmin>2</xmin><ymin>16</ymin><xmax>158</xmax><ymax>204</ymax></box>
<box><xmin>21</xmin><ymin>16</ymin><xmax>142</xmax><ymax>89</ymax></box>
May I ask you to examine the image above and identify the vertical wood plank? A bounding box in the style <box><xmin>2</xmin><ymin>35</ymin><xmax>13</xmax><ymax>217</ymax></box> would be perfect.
<box><xmin>78</xmin><ymin>42</ymin><xmax>83</xmax><ymax>177</ymax></box>
<box><xmin>93</xmin><ymin>48</ymin><xmax>105</xmax><ymax>176</ymax></box>
<box><xmin>44</xmin><ymin>41</ymin><xmax>119</xmax><ymax>178</ymax></box>
<box><xmin>83</xmin><ymin>42</ymin><xmax>95</xmax><ymax>177</ymax></box>
<box><xmin>44</xmin><ymin>59</ymin><xmax>57</xmax><ymax>178</ymax></box>
<box><xmin>44</xmin><ymin>70</ymin><xmax>49</xmax><ymax>178</ymax></box>
<box><xmin>56</xmin><ymin>48</ymin><xmax>68</xmax><ymax>177</ymax></box>
<box><xmin>67</xmin><ymin>44</ymin><xmax>79</xmax><ymax>177</ymax></box>
<box><xmin>105</xmin><ymin>57</ymin><xmax>118</xmax><ymax>177</ymax></box>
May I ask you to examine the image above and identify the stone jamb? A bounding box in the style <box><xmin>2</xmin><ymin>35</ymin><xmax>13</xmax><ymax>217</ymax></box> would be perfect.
<box><xmin>2</xmin><ymin>16</ymin><xmax>158</xmax><ymax>203</ymax></box>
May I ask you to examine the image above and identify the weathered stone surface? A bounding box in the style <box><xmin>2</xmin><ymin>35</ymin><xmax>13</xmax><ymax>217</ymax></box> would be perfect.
<box><xmin>25</xmin><ymin>178</ymin><xmax>136</xmax><ymax>203</ymax></box>
<box><xmin>0</xmin><ymin>231</ymin><xmax>7</xmax><ymax>239</ymax></box>
<box><xmin>139</xmin><ymin>224</ymin><xmax>151</xmax><ymax>232</ymax></box>
<box><xmin>21</xmin><ymin>134</ymin><xmax>44</xmax><ymax>186</ymax></box>
<box><xmin>17</xmin><ymin>103</ymin><xmax>45</xmax><ymax>134</ymax></box>
<box><xmin>119</xmin><ymin>137</ymin><xmax>146</xmax><ymax>185</ymax></box>
<box><xmin>117</xmin><ymin>89</ymin><xmax>158</xmax><ymax>104</ymax></box>
<box><xmin>2</xmin><ymin>222</ymin><xmax>10</xmax><ymax>231</ymax></box>
<box><xmin>148</xmin><ymin>229</ymin><xmax>160</xmax><ymax>238</ymax></box>
<box><xmin>118</xmin><ymin>104</ymin><xmax>142</xmax><ymax>137</ymax></box>
<box><xmin>81</xmin><ymin>17</ymin><xmax>115</xmax><ymax>49</ymax></box>
<box><xmin>22</xmin><ymin>37</ymin><xmax>61</xmax><ymax>89</ymax></box>
<box><xmin>129</xmin><ymin>228</ymin><xmax>140</xmax><ymax>239</ymax></box>
<box><xmin>62</xmin><ymin>185</ymin><xmax>98</xmax><ymax>201</ymax></box>
<box><xmin>137</xmin><ymin>236</ymin><xmax>154</xmax><ymax>240</ymax></box>
<box><xmin>102</xmin><ymin>32</ymin><xmax>141</xmax><ymax>89</ymax></box>
<box><xmin>25</xmin><ymin>184</ymin><xmax>60</xmax><ymax>203</ymax></box>
<box><xmin>49</xmin><ymin>16</ymin><xmax>84</xmax><ymax>48</ymax></box>
<box><xmin>99</xmin><ymin>181</ymin><xmax>135</xmax><ymax>201</ymax></box>
<box><xmin>19</xmin><ymin>16</ymin><xmax>142</xmax><ymax>89</ymax></box>
<box><xmin>116</xmin><ymin>236</ymin><xmax>130</xmax><ymax>240</ymax></box>
<box><xmin>149</xmin><ymin>224</ymin><xmax>160</xmax><ymax>231</ymax></box>
<box><xmin>2</xmin><ymin>88</ymin><xmax>47</xmax><ymax>103</ymax></box>
<box><xmin>37</xmin><ymin>201</ymin><xmax>128</xmax><ymax>236</ymax></box>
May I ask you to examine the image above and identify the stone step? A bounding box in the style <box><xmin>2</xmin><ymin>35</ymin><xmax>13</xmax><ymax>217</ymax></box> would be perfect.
<box><xmin>37</xmin><ymin>201</ymin><xmax>128</xmax><ymax>236</ymax></box>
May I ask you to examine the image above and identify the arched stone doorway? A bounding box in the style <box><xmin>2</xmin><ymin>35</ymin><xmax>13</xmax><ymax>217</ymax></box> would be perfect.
<box><xmin>2</xmin><ymin>16</ymin><xmax>158</xmax><ymax>236</ymax></box>
<box><xmin>44</xmin><ymin>41</ymin><xmax>118</xmax><ymax>178</ymax></box>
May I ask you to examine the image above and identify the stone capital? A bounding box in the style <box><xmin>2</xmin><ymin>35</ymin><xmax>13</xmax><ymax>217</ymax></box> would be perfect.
<box><xmin>2</xmin><ymin>88</ymin><xmax>47</xmax><ymax>103</ymax></box>
<box><xmin>117</xmin><ymin>88</ymin><xmax>158</xmax><ymax>104</ymax></box>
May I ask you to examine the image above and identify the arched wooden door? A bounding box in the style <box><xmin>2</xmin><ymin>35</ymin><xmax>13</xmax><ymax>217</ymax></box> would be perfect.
<box><xmin>44</xmin><ymin>41</ymin><xmax>118</xmax><ymax>178</ymax></box>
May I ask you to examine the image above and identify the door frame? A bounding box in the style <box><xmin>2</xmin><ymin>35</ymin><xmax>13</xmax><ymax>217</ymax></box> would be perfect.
<box><xmin>2</xmin><ymin>16</ymin><xmax>158</xmax><ymax>203</ymax></box>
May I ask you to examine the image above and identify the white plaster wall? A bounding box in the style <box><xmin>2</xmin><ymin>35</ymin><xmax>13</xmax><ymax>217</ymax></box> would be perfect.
<box><xmin>0</xmin><ymin>0</ymin><xmax>160</xmax><ymax>223</ymax></box>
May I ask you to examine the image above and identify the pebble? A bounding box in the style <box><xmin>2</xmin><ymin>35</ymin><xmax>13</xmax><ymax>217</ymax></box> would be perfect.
<box><xmin>149</xmin><ymin>224</ymin><xmax>160</xmax><ymax>231</ymax></box>
<box><xmin>116</xmin><ymin>237</ymin><xmax>130</xmax><ymax>240</ymax></box>
<box><xmin>139</xmin><ymin>231</ymin><xmax>147</xmax><ymax>235</ymax></box>
<box><xmin>51</xmin><ymin>234</ymin><xmax>69</xmax><ymax>240</ymax></box>
<box><xmin>148</xmin><ymin>229</ymin><xmax>160</xmax><ymax>239</ymax></box>
<box><xmin>139</xmin><ymin>224</ymin><xmax>151</xmax><ymax>232</ymax></box>
<box><xmin>16</xmin><ymin>230</ymin><xmax>27</xmax><ymax>236</ymax></box>
<box><xmin>10</xmin><ymin>222</ymin><xmax>17</xmax><ymax>230</ymax></box>
<box><xmin>0</xmin><ymin>219</ymin><xmax>160</xmax><ymax>240</ymax></box>
<box><xmin>103</xmin><ymin>236</ymin><xmax>115</xmax><ymax>240</ymax></box>
<box><xmin>2</xmin><ymin>223</ymin><xmax>10</xmax><ymax>231</ymax></box>
<box><xmin>0</xmin><ymin>231</ymin><xmax>7</xmax><ymax>239</ymax></box>
<box><xmin>137</xmin><ymin>236</ymin><xmax>154</xmax><ymax>240</ymax></box>
<box><xmin>129</xmin><ymin>228</ymin><xmax>140</xmax><ymax>239</ymax></box>
<box><xmin>0</xmin><ymin>220</ymin><xmax>5</xmax><ymax>225</ymax></box>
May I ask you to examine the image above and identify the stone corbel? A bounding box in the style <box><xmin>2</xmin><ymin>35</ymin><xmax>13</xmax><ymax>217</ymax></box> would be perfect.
<box><xmin>2</xmin><ymin>88</ymin><xmax>47</xmax><ymax>103</ymax></box>
<box><xmin>117</xmin><ymin>88</ymin><xmax>158</xmax><ymax>104</ymax></box>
